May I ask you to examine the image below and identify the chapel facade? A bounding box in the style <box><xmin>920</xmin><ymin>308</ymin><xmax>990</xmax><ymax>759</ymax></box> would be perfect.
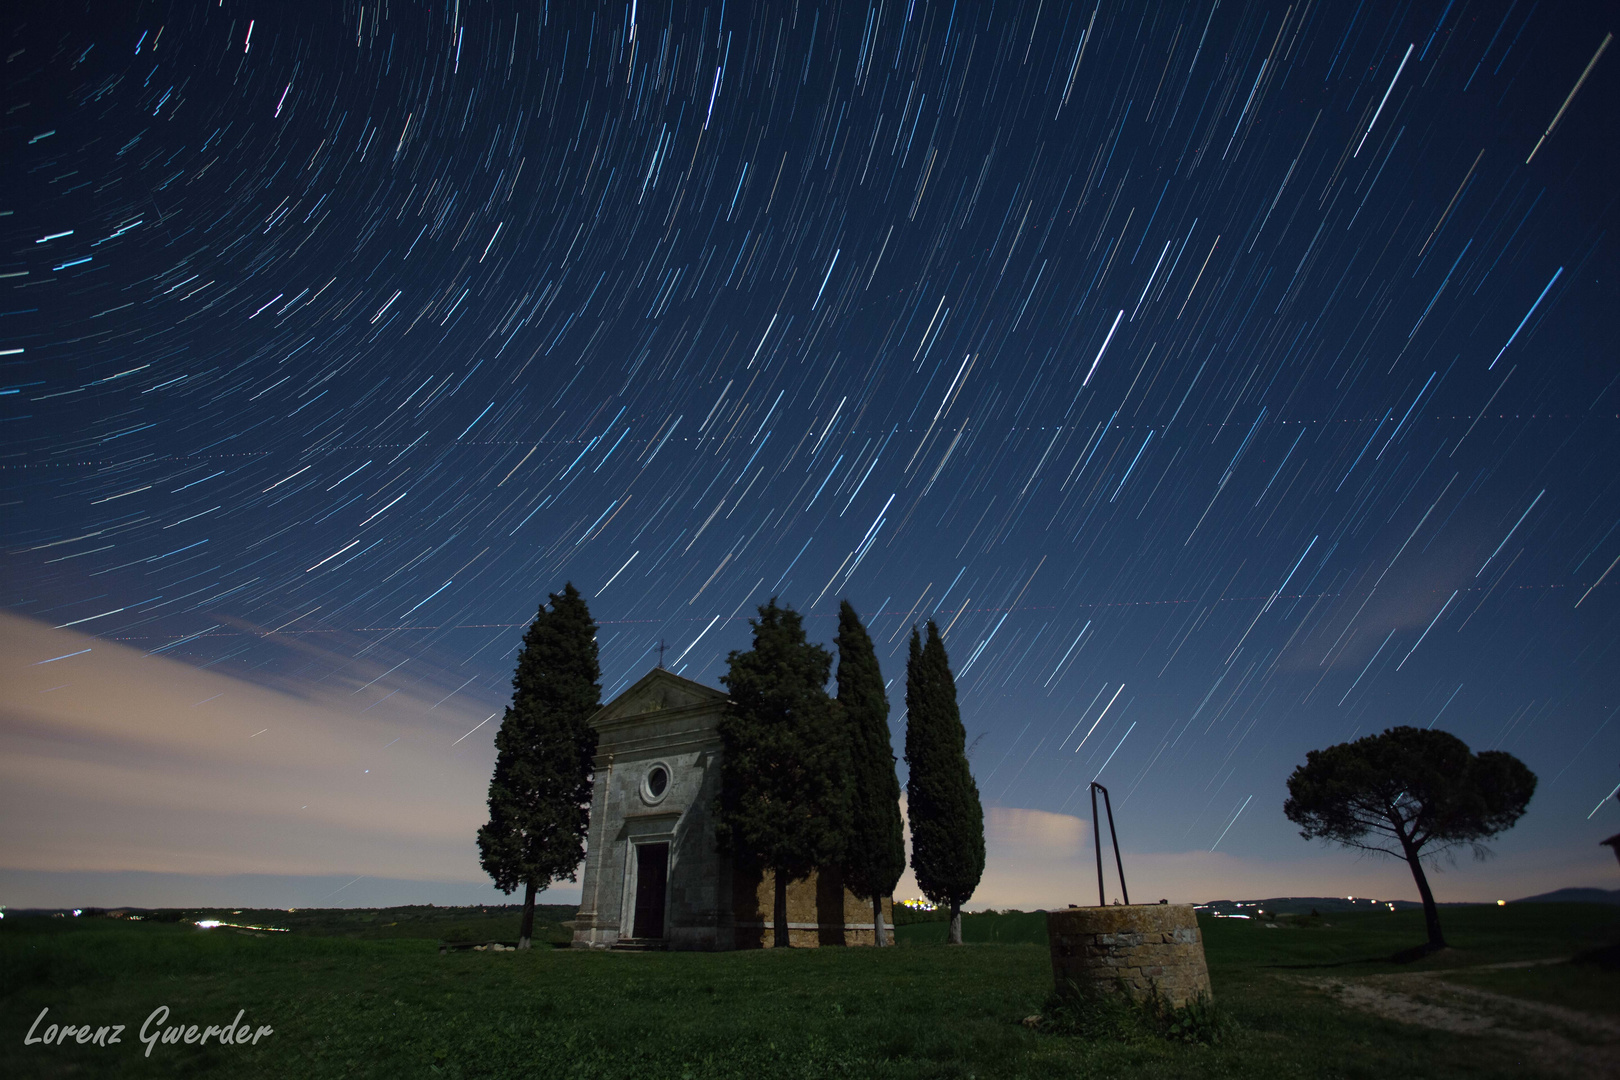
<box><xmin>570</xmin><ymin>667</ymin><xmax>892</xmax><ymax>950</ymax></box>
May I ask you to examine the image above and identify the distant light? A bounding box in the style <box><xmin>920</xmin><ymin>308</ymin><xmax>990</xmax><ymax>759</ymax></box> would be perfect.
<box><xmin>1497</xmin><ymin>900</ymin><xmax>1506</xmax><ymax>907</ymax></box>
<box><xmin>193</xmin><ymin>917</ymin><xmax>286</xmax><ymax>932</ymax></box>
<box><xmin>72</xmin><ymin>909</ymin><xmax>82</xmax><ymax>917</ymax></box>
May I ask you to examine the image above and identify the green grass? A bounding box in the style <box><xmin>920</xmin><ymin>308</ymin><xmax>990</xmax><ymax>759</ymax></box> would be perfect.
<box><xmin>1437</xmin><ymin>962</ymin><xmax>1620</xmax><ymax>1019</ymax></box>
<box><xmin>2</xmin><ymin>903</ymin><xmax>1615</xmax><ymax>1079</ymax></box>
<box><xmin>79</xmin><ymin>903</ymin><xmax>578</xmax><ymax>943</ymax></box>
<box><xmin>1195</xmin><ymin>902</ymin><xmax>1620</xmax><ymax>976</ymax></box>
<box><xmin>893</xmin><ymin>910</ymin><xmax>1049</xmax><ymax>945</ymax></box>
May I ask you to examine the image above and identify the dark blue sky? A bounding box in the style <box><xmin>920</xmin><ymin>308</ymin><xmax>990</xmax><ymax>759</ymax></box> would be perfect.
<box><xmin>4</xmin><ymin>0</ymin><xmax>1617</xmax><ymax>903</ymax></box>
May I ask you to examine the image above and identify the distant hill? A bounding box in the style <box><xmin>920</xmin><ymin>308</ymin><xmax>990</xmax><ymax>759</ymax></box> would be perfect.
<box><xmin>1196</xmin><ymin>896</ymin><xmax>1426</xmax><ymax>915</ymax></box>
<box><xmin>1192</xmin><ymin>889</ymin><xmax>1620</xmax><ymax>915</ymax></box>
<box><xmin>1510</xmin><ymin>887</ymin><xmax>1620</xmax><ymax>905</ymax></box>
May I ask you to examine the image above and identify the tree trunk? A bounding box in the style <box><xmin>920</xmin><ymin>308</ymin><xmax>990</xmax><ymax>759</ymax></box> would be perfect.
<box><xmin>947</xmin><ymin>901</ymin><xmax>963</xmax><ymax>945</ymax></box>
<box><xmin>872</xmin><ymin>894</ymin><xmax>888</xmax><ymax>947</ymax></box>
<box><xmin>1401</xmin><ymin>841</ymin><xmax>1446</xmax><ymax>951</ymax></box>
<box><xmin>517</xmin><ymin>880</ymin><xmax>537</xmax><ymax>950</ymax></box>
<box><xmin>773</xmin><ymin>870</ymin><xmax>790</xmax><ymax>949</ymax></box>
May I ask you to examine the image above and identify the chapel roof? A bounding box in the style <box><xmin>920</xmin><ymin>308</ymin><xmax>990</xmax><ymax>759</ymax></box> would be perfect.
<box><xmin>587</xmin><ymin>666</ymin><xmax>729</xmax><ymax>731</ymax></box>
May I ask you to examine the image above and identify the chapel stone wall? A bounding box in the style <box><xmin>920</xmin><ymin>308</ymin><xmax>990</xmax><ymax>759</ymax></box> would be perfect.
<box><xmin>730</xmin><ymin>867</ymin><xmax>894</xmax><ymax>948</ymax></box>
<box><xmin>572</xmin><ymin>668</ymin><xmax>896</xmax><ymax>952</ymax></box>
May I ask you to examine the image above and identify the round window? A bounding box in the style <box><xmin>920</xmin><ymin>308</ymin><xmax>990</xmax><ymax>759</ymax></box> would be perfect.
<box><xmin>646</xmin><ymin>766</ymin><xmax>669</xmax><ymax>798</ymax></box>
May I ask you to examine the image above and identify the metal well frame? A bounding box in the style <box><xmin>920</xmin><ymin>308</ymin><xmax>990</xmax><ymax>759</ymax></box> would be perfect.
<box><xmin>1089</xmin><ymin>781</ymin><xmax>1130</xmax><ymax>907</ymax></box>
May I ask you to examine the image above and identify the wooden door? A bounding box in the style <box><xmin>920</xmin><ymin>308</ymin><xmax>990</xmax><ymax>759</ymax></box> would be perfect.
<box><xmin>632</xmin><ymin>842</ymin><xmax>668</xmax><ymax>939</ymax></box>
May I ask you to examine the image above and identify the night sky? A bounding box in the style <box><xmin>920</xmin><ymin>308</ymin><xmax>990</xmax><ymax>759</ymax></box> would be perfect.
<box><xmin>4</xmin><ymin>0</ymin><xmax>1617</xmax><ymax>908</ymax></box>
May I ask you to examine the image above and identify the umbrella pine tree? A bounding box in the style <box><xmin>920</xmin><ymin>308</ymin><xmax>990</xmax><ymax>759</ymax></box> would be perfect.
<box><xmin>1285</xmin><ymin>726</ymin><xmax>1535</xmax><ymax>954</ymax></box>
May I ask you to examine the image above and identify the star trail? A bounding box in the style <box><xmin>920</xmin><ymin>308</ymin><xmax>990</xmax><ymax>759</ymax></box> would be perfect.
<box><xmin>3</xmin><ymin>0</ymin><xmax>1617</xmax><ymax>897</ymax></box>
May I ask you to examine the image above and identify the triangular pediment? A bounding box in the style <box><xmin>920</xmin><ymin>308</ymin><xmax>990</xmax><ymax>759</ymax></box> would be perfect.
<box><xmin>589</xmin><ymin>668</ymin><xmax>728</xmax><ymax>728</ymax></box>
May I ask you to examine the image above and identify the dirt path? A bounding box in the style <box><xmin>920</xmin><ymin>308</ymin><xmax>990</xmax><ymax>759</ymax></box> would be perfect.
<box><xmin>1295</xmin><ymin>960</ymin><xmax>1620</xmax><ymax>1079</ymax></box>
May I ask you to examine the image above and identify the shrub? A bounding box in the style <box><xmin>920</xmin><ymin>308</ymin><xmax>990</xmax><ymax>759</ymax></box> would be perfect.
<box><xmin>890</xmin><ymin>904</ymin><xmax>949</xmax><ymax>926</ymax></box>
<box><xmin>1036</xmin><ymin>979</ymin><xmax>1235</xmax><ymax>1045</ymax></box>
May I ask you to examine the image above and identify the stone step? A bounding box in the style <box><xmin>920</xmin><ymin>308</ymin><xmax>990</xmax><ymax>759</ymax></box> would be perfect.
<box><xmin>610</xmin><ymin>938</ymin><xmax>668</xmax><ymax>952</ymax></box>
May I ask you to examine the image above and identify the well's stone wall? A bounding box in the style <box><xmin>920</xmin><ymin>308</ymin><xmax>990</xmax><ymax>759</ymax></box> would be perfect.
<box><xmin>1046</xmin><ymin>904</ymin><xmax>1212</xmax><ymax>1007</ymax></box>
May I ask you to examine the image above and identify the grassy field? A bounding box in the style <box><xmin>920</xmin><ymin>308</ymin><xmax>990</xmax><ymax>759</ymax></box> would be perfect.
<box><xmin>2</xmin><ymin>902</ymin><xmax>1615</xmax><ymax>1079</ymax></box>
<box><xmin>1435</xmin><ymin>954</ymin><xmax>1620</xmax><ymax>1020</ymax></box>
<box><xmin>171</xmin><ymin>902</ymin><xmax>581</xmax><ymax>945</ymax></box>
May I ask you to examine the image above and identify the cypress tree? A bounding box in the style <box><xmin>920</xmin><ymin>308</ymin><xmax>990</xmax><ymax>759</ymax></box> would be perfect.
<box><xmin>834</xmin><ymin>599</ymin><xmax>905</xmax><ymax>946</ymax></box>
<box><xmin>904</xmin><ymin>620</ymin><xmax>985</xmax><ymax>946</ymax></box>
<box><xmin>716</xmin><ymin>598</ymin><xmax>850</xmax><ymax>948</ymax></box>
<box><xmin>477</xmin><ymin>582</ymin><xmax>601</xmax><ymax>949</ymax></box>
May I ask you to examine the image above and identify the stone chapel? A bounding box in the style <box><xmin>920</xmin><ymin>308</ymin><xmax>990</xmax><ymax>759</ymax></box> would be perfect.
<box><xmin>570</xmin><ymin>667</ymin><xmax>892</xmax><ymax>950</ymax></box>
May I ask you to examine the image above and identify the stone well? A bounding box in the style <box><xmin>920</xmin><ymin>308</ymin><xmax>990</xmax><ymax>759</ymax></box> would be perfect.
<box><xmin>1046</xmin><ymin>904</ymin><xmax>1212</xmax><ymax>1007</ymax></box>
